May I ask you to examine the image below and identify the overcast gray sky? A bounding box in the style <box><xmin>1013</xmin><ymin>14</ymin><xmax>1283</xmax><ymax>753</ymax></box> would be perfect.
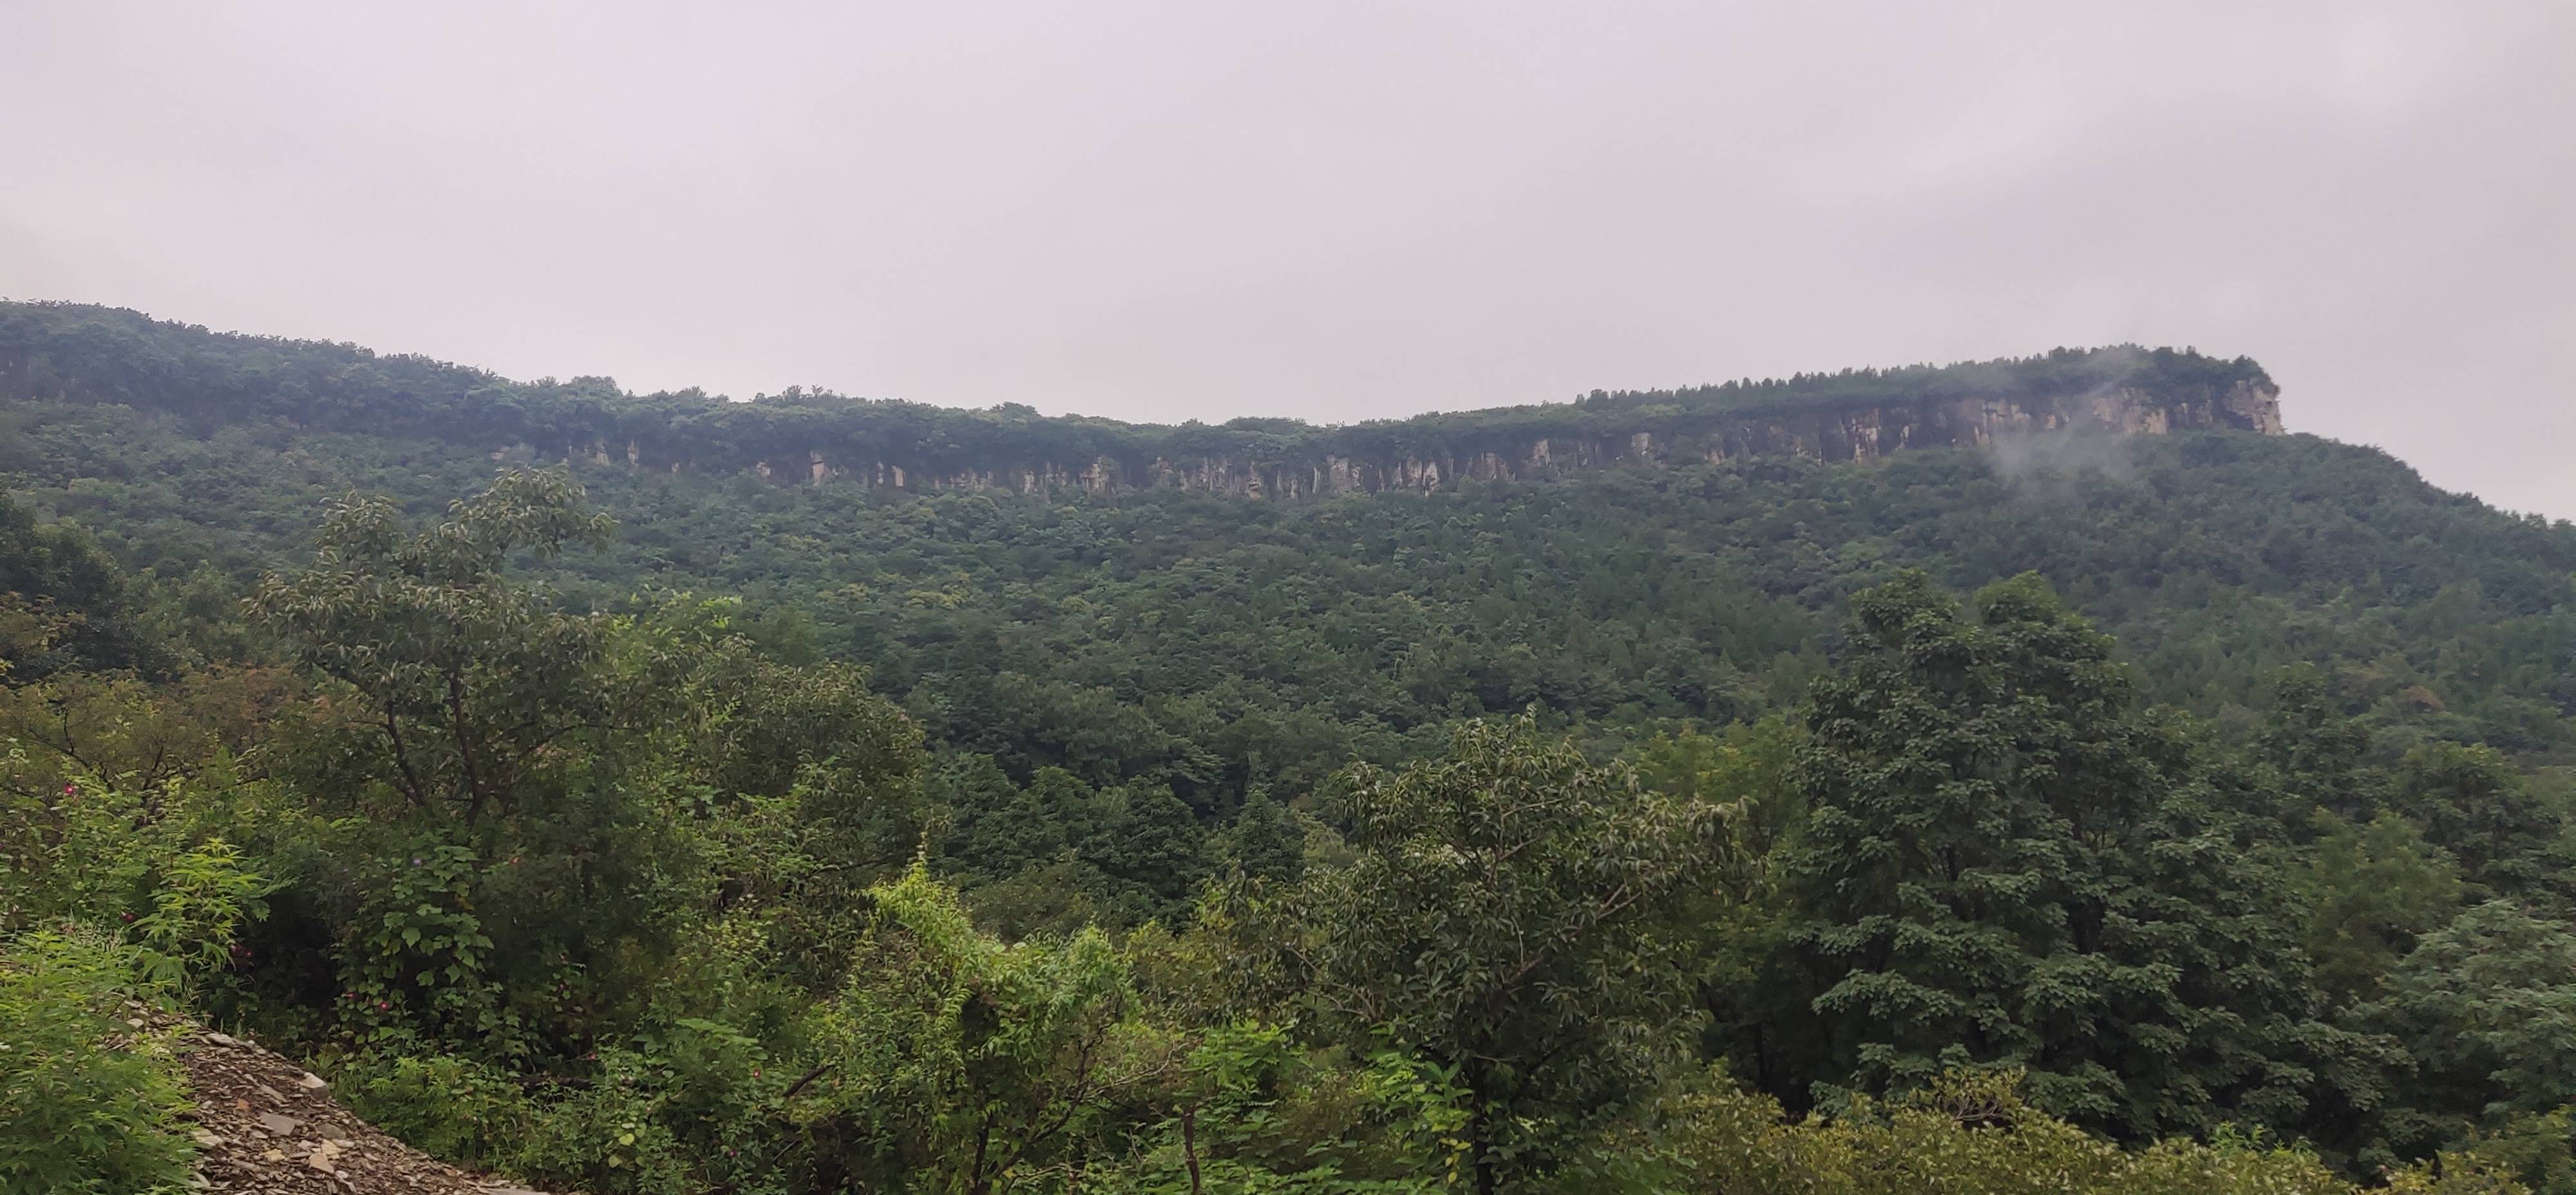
<box><xmin>4</xmin><ymin>3</ymin><xmax>2570</xmax><ymax>517</ymax></box>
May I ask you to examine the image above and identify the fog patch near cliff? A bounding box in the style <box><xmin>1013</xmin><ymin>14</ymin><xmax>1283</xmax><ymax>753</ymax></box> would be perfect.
<box><xmin>1986</xmin><ymin>430</ymin><xmax>2137</xmax><ymax>496</ymax></box>
<box><xmin>1987</xmin><ymin>355</ymin><xmax>2148</xmax><ymax>494</ymax></box>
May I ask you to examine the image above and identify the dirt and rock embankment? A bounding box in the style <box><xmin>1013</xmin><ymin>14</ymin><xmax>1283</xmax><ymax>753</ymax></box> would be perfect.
<box><xmin>173</xmin><ymin>1022</ymin><xmax>552</xmax><ymax>1195</ymax></box>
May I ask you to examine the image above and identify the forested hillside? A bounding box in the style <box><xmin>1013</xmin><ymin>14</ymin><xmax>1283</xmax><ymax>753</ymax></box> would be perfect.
<box><xmin>5</xmin><ymin>304</ymin><xmax>2575</xmax><ymax>1193</ymax></box>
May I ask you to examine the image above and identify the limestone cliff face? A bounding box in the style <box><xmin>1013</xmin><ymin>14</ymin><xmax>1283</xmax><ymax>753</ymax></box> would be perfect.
<box><xmin>654</xmin><ymin>379</ymin><xmax>2284</xmax><ymax>501</ymax></box>
<box><xmin>2</xmin><ymin>307</ymin><xmax>2284</xmax><ymax>503</ymax></box>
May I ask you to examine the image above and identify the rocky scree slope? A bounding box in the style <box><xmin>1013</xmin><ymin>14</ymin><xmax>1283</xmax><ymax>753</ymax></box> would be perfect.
<box><xmin>169</xmin><ymin>1017</ymin><xmax>555</xmax><ymax>1195</ymax></box>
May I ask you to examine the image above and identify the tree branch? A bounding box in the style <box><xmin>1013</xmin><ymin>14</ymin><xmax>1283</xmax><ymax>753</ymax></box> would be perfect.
<box><xmin>380</xmin><ymin>709</ymin><xmax>430</xmax><ymax>809</ymax></box>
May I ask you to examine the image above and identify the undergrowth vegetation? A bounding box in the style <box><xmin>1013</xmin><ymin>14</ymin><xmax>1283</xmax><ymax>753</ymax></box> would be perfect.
<box><xmin>0</xmin><ymin>930</ymin><xmax>196</xmax><ymax>1195</ymax></box>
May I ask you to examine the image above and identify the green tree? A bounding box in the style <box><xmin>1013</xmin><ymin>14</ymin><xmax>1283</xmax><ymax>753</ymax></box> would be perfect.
<box><xmin>1223</xmin><ymin>787</ymin><xmax>1305</xmax><ymax>885</ymax></box>
<box><xmin>2297</xmin><ymin>811</ymin><xmax>2462</xmax><ymax>1006</ymax></box>
<box><xmin>2246</xmin><ymin>664</ymin><xmax>2379</xmax><ymax>827</ymax></box>
<box><xmin>1636</xmin><ymin>718</ymin><xmax>1815</xmax><ymax>1098</ymax></box>
<box><xmin>1244</xmin><ymin>713</ymin><xmax>1723</xmax><ymax>1193</ymax></box>
<box><xmin>2388</xmin><ymin>744</ymin><xmax>2570</xmax><ymax>909</ymax></box>
<box><xmin>1784</xmin><ymin>571</ymin><xmax>2381</xmax><ymax>1139</ymax></box>
<box><xmin>241</xmin><ymin>471</ymin><xmax>677</xmax><ymax>1055</ymax></box>
<box><xmin>247</xmin><ymin>468</ymin><xmax>618</xmax><ymax>827</ymax></box>
<box><xmin>0</xmin><ymin>487</ymin><xmax>164</xmax><ymax>677</ymax></box>
<box><xmin>1081</xmin><ymin>780</ymin><xmax>1210</xmax><ymax>914</ymax></box>
<box><xmin>2362</xmin><ymin>901</ymin><xmax>2576</xmax><ymax>1151</ymax></box>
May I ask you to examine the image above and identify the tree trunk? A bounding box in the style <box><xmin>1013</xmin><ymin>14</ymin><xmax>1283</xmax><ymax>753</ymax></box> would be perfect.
<box><xmin>1466</xmin><ymin>1060</ymin><xmax>1497</xmax><ymax>1195</ymax></box>
<box><xmin>1181</xmin><ymin>1106</ymin><xmax>1204</xmax><ymax>1195</ymax></box>
<box><xmin>967</xmin><ymin>1117</ymin><xmax>994</xmax><ymax>1195</ymax></box>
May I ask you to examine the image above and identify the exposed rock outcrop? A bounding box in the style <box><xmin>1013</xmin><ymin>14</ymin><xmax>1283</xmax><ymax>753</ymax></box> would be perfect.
<box><xmin>659</xmin><ymin>379</ymin><xmax>2284</xmax><ymax>501</ymax></box>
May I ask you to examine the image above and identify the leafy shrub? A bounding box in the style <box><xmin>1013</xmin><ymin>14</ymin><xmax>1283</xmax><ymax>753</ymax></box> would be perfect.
<box><xmin>1633</xmin><ymin>1067</ymin><xmax>2519</xmax><ymax>1195</ymax></box>
<box><xmin>2446</xmin><ymin>1106</ymin><xmax>2576</xmax><ymax>1195</ymax></box>
<box><xmin>0</xmin><ymin>928</ymin><xmax>195</xmax><ymax>1195</ymax></box>
<box><xmin>340</xmin><ymin>1019</ymin><xmax>788</xmax><ymax>1195</ymax></box>
<box><xmin>131</xmin><ymin>837</ymin><xmax>271</xmax><ymax>995</ymax></box>
<box><xmin>341</xmin><ymin>1051</ymin><xmax>540</xmax><ymax>1171</ymax></box>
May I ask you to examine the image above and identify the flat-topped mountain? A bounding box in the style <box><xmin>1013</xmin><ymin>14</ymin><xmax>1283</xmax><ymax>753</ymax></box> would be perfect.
<box><xmin>0</xmin><ymin>301</ymin><xmax>2278</xmax><ymax>499</ymax></box>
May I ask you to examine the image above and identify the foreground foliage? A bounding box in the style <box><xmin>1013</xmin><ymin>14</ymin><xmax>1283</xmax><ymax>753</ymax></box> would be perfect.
<box><xmin>0</xmin><ymin>930</ymin><xmax>196</xmax><ymax>1195</ymax></box>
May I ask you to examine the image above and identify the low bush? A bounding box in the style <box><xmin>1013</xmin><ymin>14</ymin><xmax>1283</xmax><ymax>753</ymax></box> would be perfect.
<box><xmin>0</xmin><ymin>928</ymin><xmax>195</xmax><ymax>1195</ymax></box>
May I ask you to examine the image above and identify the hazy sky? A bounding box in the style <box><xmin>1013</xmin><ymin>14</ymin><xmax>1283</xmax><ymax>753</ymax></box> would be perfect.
<box><xmin>5</xmin><ymin>3</ymin><xmax>2570</xmax><ymax>517</ymax></box>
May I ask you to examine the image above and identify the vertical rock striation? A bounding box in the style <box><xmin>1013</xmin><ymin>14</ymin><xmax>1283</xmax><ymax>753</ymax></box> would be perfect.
<box><xmin>694</xmin><ymin>379</ymin><xmax>2285</xmax><ymax>500</ymax></box>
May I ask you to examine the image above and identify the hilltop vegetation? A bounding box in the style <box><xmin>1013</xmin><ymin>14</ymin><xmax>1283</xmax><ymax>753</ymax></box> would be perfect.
<box><xmin>4</xmin><ymin>309</ymin><xmax>2575</xmax><ymax>1192</ymax></box>
<box><xmin>1</xmin><ymin>300</ymin><xmax>2270</xmax><ymax>480</ymax></box>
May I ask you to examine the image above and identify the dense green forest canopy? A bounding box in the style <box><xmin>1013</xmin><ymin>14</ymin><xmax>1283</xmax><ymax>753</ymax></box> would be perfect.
<box><xmin>4</xmin><ymin>307</ymin><xmax>2574</xmax><ymax>1193</ymax></box>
